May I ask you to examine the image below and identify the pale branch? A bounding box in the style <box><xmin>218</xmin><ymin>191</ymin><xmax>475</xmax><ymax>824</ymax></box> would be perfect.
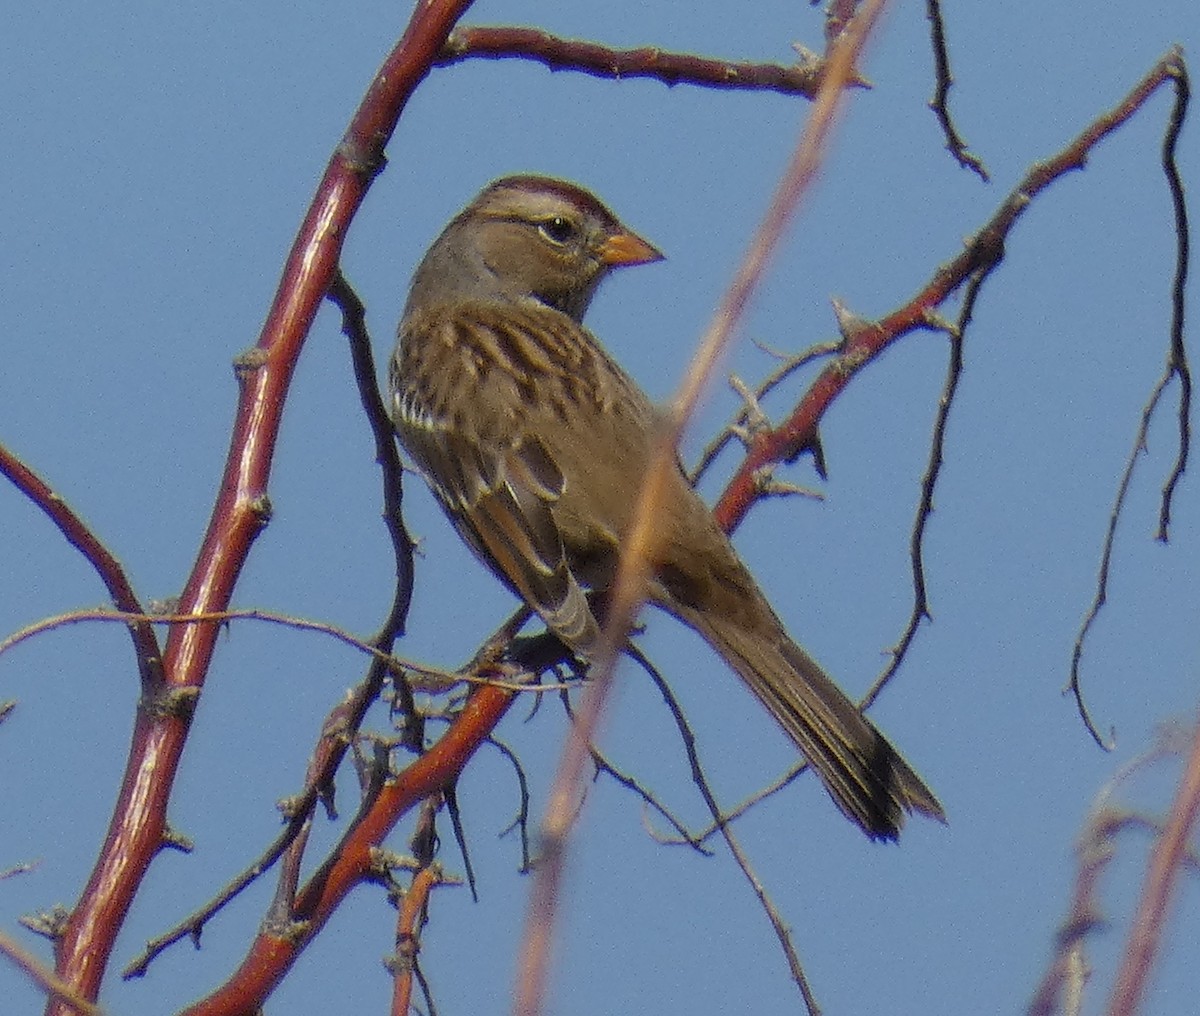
<box><xmin>1029</xmin><ymin>730</ymin><xmax>1194</xmax><ymax>1016</ymax></box>
<box><xmin>1108</xmin><ymin>717</ymin><xmax>1200</xmax><ymax>1014</ymax></box>
<box><xmin>513</xmin><ymin>8</ymin><xmax>887</xmax><ymax>1012</ymax></box>
<box><xmin>0</xmin><ymin>931</ymin><xmax>101</xmax><ymax>1016</ymax></box>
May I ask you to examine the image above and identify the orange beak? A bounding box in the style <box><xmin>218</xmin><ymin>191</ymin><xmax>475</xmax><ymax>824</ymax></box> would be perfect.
<box><xmin>598</xmin><ymin>231</ymin><xmax>665</xmax><ymax>267</ymax></box>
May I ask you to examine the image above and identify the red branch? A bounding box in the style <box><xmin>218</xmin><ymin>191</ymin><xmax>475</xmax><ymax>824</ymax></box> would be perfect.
<box><xmin>390</xmin><ymin>863</ymin><xmax>439</xmax><ymax>1016</ymax></box>
<box><xmin>713</xmin><ymin>47</ymin><xmax>1186</xmax><ymax>533</ymax></box>
<box><xmin>180</xmin><ymin>680</ymin><xmax>512</xmax><ymax>1016</ymax></box>
<box><xmin>440</xmin><ymin>26</ymin><xmax>825</xmax><ymax>97</ymax></box>
<box><xmin>46</xmin><ymin>2</ymin><xmax>477</xmax><ymax>1011</ymax></box>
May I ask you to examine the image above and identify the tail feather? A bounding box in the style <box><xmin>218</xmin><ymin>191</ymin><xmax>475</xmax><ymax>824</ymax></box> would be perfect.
<box><xmin>667</xmin><ymin>598</ymin><xmax>944</xmax><ymax>840</ymax></box>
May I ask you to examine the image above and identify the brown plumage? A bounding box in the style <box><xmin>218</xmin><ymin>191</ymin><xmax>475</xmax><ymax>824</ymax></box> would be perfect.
<box><xmin>390</xmin><ymin>175</ymin><xmax>943</xmax><ymax>839</ymax></box>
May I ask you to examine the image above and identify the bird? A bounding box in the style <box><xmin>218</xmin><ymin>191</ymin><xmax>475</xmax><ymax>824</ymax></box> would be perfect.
<box><xmin>389</xmin><ymin>174</ymin><xmax>943</xmax><ymax>840</ymax></box>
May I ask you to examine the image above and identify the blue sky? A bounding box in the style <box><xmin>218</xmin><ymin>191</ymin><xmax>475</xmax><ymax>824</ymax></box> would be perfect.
<box><xmin>2</xmin><ymin>2</ymin><xmax>1198</xmax><ymax>1014</ymax></box>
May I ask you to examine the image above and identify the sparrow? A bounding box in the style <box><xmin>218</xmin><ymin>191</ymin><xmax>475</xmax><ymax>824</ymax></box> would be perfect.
<box><xmin>390</xmin><ymin>174</ymin><xmax>943</xmax><ymax>839</ymax></box>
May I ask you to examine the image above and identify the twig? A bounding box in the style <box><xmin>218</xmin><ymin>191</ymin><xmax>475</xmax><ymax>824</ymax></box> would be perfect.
<box><xmin>1154</xmin><ymin>56</ymin><xmax>1192</xmax><ymax>540</ymax></box>
<box><xmin>487</xmin><ymin>735</ymin><xmax>534</xmax><ymax>872</ymax></box>
<box><xmin>655</xmin><ymin>763</ymin><xmax>808</xmax><ymax>848</ymax></box>
<box><xmin>861</xmin><ymin>304</ymin><xmax>967</xmax><ymax>710</ymax></box>
<box><xmin>0</xmin><ymin>606</ymin><xmax>564</xmax><ymax>695</ymax></box>
<box><xmin>629</xmin><ymin>647</ymin><xmax>818</xmax><ymax>1010</ymax></box>
<box><xmin>1068</xmin><ymin>52</ymin><xmax>1191</xmax><ymax>747</ymax></box>
<box><xmin>559</xmin><ymin>688</ymin><xmax>712</xmax><ymax>855</ymax></box>
<box><xmin>0</xmin><ymin>442</ymin><xmax>163</xmax><ymax>693</ymax></box>
<box><xmin>924</xmin><ymin>0</ymin><xmax>988</xmax><ymax>179</ymax></box>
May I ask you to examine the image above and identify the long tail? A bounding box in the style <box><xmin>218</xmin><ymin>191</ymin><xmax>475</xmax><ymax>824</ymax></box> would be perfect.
<box><xmin>668</xmin><ymin>596</ymin><xmax>944</xmax><ymax>840</ymax></box>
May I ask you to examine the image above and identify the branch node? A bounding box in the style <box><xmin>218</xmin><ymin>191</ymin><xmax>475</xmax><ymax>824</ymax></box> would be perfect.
<box><xmin>19</xmin><ymin>905</ymin><xmax>71</xmax><ymax>942</ymax></box>
<box><xmin>143</xmin><ymin>685</ymin><xmax>200</xmax><ymax>722</ymax></box>
<box><xmin>232</xmin><ymin>347</ymin><xmax>269</xmax><ymax>384</ymax></box>
<box><xmin>728</xmin><ymin>374</ymin><xmax>773</xmax><ymax>435</ymax></box>
<box><xmin>160</xmin><ymin>824</ymin><xmax>195</xmax><ymax>854</ymax></box>
<box><xmin>246</xmin><ymin>494</ymin><xmax>274</xmax><ymax>527</ymax></box>
<box><xmin>921</xmin><ymin>308</ymin><xmax>961</xmax><ymax>338</ymax></box>
<box><xmin>335</xmin><ymin>136</ymin><xmax>388</xmax><ymax>182</ymax></box>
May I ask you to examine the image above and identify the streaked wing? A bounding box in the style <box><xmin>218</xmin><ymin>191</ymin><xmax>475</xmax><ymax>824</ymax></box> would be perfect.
<box><xmin>391</xmin><ymin>310</ymin><xmax>602</xmax><ymax>655</ymax></box>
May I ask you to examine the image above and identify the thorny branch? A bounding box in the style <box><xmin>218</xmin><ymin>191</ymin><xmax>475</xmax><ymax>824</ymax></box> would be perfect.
<box><xmin>439</xmin><ymin>26</ymin><xmax>837</xmax><ymax>98</ymax></box>
<box><xmin>43</xmin><ymin>3</ymin><xmax>477</xmax><ymax>1011</ymax></box>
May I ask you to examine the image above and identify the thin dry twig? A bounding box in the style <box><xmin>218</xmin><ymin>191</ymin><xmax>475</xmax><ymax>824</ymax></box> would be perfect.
<box><xmin>924</xmin><ymin>0</ymin><xmax>988</xmax><ymax>179</ymax></box>
<box><xmin>486</xmin><ymin>734</ymin><xmax>534</xmax><ymax>872</ymax></box>
<box><xmin>862</xmin><ymin>302</ymin><xmax>968</xmax><ymax>710</ymax></box>
<box><xmin>0</xmin><ymin>606</ymin><xmax>570</xmax><ymax>696</ymax></box>
<box><xmin>628</xmin><ymin>645</ymin><xmax>818</xmax><ymax>1010</ymax></box>
<box><xmin>654</xmin><ymin>762</ymin><xmax>808</xmax><ymax>848</ymax></box>
<box><xmin>558</xmin><ymin>689</ymin><xmax>712</xmax><ymax>855</ymax></box>
<box><xmin>1068</xmin><ymin>52</ymin><xmax>1191</xmax><ymax>747</ymax></box>
<box><xmin>0</xmin><ymin>442</ymin><xmax>163</xmax><ymax>692</ymax></box>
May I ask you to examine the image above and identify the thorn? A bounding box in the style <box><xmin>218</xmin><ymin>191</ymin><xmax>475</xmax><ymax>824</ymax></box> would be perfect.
<box><xmin>809</xmin><ymin>429</ymin><xmax>828</xmax><ymax>479</ymax></box>
<box><xmin>161</xmin><ymin>824</ymin><xmax>194</xmax><ymax>854</ymax></box>
<box><xmin>921</xmin><ymin>308</ymin><xmax>961</xmax><ymax>338</ymax></box>
<box><xmin>754</xmin><ymin>473</ymin><xmax>825</xmax><ymax>501</ymax></box>
<box><xmin>831</xmin><ymin>297</ymin><xmax>873</xmax><ymax>345</ymax></box>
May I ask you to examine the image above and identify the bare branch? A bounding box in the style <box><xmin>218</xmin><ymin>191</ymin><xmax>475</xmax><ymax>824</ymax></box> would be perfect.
<box><xmin>714</xmin><ymin>49</ymin><xmax>1188</xmax><ymax>535</ymax></box>
<box><xmin>440</xmin><ymin>26</ymin><xmax>834</xmax><ymax>98</ymax></box>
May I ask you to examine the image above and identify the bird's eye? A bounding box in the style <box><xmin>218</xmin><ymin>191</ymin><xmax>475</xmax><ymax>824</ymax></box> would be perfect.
<box><xmin>538</xmin><ymin>216</ymin><xmax>576</xmax><ymax>245</ymax></box>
